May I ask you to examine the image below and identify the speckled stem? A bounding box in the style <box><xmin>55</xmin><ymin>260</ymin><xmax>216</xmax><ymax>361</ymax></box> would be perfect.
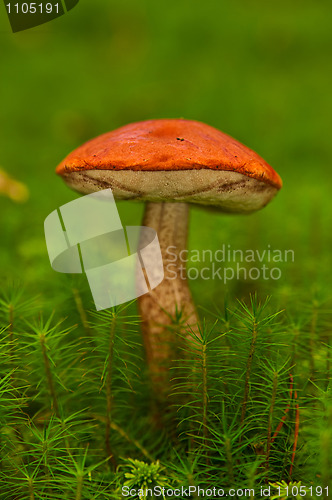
<box><xmin>138</xmin><ymin>202</ymin><xmax>200</xmax><ymax>392</ymax></box>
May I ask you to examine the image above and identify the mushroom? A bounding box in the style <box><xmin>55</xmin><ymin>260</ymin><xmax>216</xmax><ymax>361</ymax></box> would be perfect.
<box><xmin>56</xmin><ymin>119</ymin><xmax>282</xmax><ymax>392</ymax></box>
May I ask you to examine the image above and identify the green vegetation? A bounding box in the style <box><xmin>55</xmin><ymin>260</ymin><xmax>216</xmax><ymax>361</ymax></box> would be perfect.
<box><xmin>0</xmin><ymin>0</ymin><xmax>331</xmax><ymax>498</ymax></box>
<box><xmin>0</xmin><ymin>291</ymin><xmax>331</xmax><ymax>498</ymax></box>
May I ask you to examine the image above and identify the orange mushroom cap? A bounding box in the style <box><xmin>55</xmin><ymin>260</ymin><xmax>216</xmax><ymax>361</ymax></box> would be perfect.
<box><xmin>56</xmin><ymin>119</ymin><xmax>282</xmax><ymax>189</ymax></box>
<box><xmin>56</xmin><ymin>119</ymin><xmax>282</xmax><ymax>214</ymax></box>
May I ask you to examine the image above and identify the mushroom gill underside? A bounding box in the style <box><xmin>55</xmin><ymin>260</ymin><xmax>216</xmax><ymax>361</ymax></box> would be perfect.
<box><xmin>61</xmin><ymin>169</ymin><xmax>278</xmax><ymax>213</ymax></box>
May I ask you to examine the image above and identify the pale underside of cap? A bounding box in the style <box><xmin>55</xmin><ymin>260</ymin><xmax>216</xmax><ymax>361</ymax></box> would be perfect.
<box><xmin>60</xmin><ymin>169</ymin><xmax>278</xmax><ymax>213</ymax></box>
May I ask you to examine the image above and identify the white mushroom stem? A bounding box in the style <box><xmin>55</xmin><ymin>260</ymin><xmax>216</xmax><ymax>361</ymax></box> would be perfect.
<box><xmin>138</xmin><ymin>202</ymin><xmax>200</xmax><ymax>390</ymax></box>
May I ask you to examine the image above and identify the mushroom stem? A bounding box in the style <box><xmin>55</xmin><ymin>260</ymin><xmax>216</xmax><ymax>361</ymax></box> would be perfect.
<box><xmin>138</xmin><ymin>201</ymin><xmax>199</xmax><ymax>392</ymax></box>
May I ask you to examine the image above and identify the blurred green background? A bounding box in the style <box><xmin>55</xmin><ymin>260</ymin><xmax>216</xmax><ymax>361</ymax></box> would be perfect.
<box><xmin>0</xmin><ymin>0</ymin><xmax>331</xmax><ymax>312</ymax></box>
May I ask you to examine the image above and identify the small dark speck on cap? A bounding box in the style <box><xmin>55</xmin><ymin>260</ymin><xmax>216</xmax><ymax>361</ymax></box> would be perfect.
<box><xmin>176</xmin><ymin>137</ymin><xmax>185</xmax><ymax>141</ymax></box>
